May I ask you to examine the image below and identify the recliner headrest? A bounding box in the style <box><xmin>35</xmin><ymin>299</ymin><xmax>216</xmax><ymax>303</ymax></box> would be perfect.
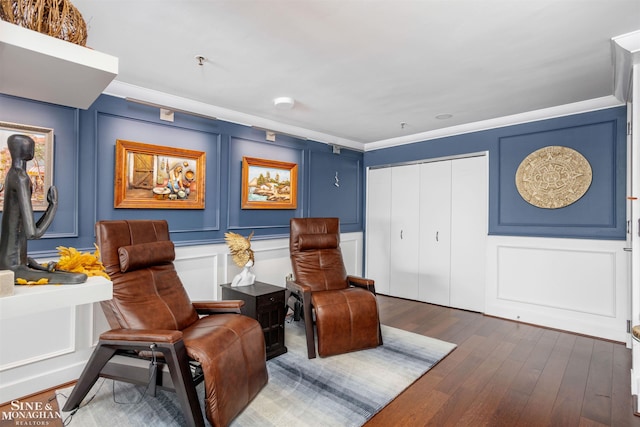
<box><xmin>297</xmin><ymin>233</ymin><xmax>339</xmax><ymax>251</ymax></box>
<box><xmin>118</xmin><ymin>240</ymin><xmax>175</xmax><ymax>272</ymax></box>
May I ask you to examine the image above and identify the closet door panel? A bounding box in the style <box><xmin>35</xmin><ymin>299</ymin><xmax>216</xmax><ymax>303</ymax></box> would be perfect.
<box><xmin>450</xmin><ymin>156</ymin><xmax>487</xmax><ymax>312</ymax></box>
<box><xmin>418</xmin><ymin>161</ymin><xmax>452</xmax><ymax>305</ymax></box>
<box><xmin>389</xmin><ymin>164</ymin><xmax>420</xmax><ymax>299</ymax></box>
<box><xmin>365</xmin><ymin>168</ymin><xmax>392</xmax><ymax>295</ymax></box>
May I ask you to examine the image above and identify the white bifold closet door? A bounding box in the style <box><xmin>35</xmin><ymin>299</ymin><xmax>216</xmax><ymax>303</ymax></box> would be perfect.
<box><xmin>365</xmin><ymin>155</ymin><xmax>486</xmax><ymax>312</ymax></box>
<box><xmin>418</xmin><ymin>160</ymin><xmax>452</xmax><ymax>306</ymax></box>
<box><xmin>389</xmin><ymin>164</ymin><xmax>420</xmax><ymax>299</ymax></box>
<box><xmin>418</xmin><ymin>156</ymin><xmax>487</xmax><ymax>312</ymax></box>
<box><xmin>449</xmin><ymin>156</ymin><xmax>487</xmax><ymax>312</ymax></box>
<box><xmin>365</xmin><ymin>167</ymin><xmax>392</xmax><ymax>295</ymax></box>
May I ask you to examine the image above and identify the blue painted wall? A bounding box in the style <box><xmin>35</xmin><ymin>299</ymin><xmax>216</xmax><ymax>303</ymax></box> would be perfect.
<box><xmin>0</xmin><ymin>93</ymin><xmax>365</xmax><ymax>256</ymax></box>
<box><xmin>0</xmin><ymin>91</ymin><xmax>627</xmax><ymax>262</ymax></box>
<box><xmin>363</xmin><ymin>106</ymin><xmax>627</xmax><ymax>240</ymax></box>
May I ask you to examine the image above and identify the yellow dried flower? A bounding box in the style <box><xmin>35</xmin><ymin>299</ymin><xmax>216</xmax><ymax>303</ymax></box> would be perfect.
<box><xmin>16</xmin><ymin>277</ymin><xmax>49</xmax><ymax>285</ymax></box>
<box><xmin>54</xmin><ymin>244</ymin><xmax>110</xmax><ymax>280</ymax></box>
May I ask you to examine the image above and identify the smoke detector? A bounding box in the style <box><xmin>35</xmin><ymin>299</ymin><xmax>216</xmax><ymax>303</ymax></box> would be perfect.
<box><xmin>273</xmin><ymin>97</ymin><xmax>295</xmax><ymax>110</ymax></box>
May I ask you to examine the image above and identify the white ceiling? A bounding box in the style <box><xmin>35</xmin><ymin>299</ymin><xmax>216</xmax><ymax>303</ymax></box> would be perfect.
<box><xmin>72</xmin><ymin>0</ymin><xmax>640</xmax><ymax>150</ymax></box>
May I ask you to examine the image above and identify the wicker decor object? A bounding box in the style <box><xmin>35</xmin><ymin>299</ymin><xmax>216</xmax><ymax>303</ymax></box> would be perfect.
<box><xmin>0</xmin><ymin>0</ymin><xmax>87</xmax><ymax>46</ymax></box>
<box><xmin>515</xmin><ymin>145</ymin><xmax>592</xmax><ymax>209</ymax></box>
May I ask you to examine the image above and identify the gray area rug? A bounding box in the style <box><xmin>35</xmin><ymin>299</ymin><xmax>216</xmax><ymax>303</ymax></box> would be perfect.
<box><xmin>57</xmin><ymin>321</ymin><xmax>456</xmax><ymax>426</ymax></box>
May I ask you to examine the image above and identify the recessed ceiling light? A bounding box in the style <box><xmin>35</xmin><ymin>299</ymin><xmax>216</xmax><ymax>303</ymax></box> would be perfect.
<box><xmin>273</xmin><ymin>97</ymin><xmax>295</xmax><ymax>110</ymax></box>
<box><xmin>435</xmin><ymin>113</ymin><xmax>453</xmax><ymax>120</ymax></box>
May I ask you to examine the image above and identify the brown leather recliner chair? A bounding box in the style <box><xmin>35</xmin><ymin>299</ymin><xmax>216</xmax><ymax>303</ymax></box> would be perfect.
<box><xmin>286</xmin><ymin>217</ymin><xmax>382</xmax><ymax>359</ymax></box>
<box><xmin>62</xmin><ymin>220</ymin><xmax>268</xmax><ymax>427</ymax></box>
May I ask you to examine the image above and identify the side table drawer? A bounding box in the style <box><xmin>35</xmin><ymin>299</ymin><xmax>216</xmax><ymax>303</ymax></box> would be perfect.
<box><xmin>257</xmin><ymin>291</ymin><xmax>284</xmax><ymax>308</ymax></box>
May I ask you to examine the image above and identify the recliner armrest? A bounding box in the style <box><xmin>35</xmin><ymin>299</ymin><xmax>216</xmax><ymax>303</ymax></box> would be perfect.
<box><xmin>193</xmin><ymin>300</ymin><xmax>244</xmax><ymax>314</ymax></box>
<box><xmin>347</xmin><ymin>275</ymin><xmax>376</xmax><ymax>293</ymax></box>
<box><xmin>286</xmin><ymin>279</ymin><xmax>312</xmax><ymax>294</ymax></box>
<box><xmin>100</xmin><ymin>329</ymin><xmax>183</xmax><ymax>343</ymax></box>
<box><xmin>286</xmin><ymin>279</ymin><xmax>313</xmax><ymax>315</ymax></box>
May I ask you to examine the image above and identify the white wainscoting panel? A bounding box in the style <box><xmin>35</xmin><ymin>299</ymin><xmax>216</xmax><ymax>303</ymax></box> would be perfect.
<box><xmin>340</xmin><ymin>233</ymin><xmax>364</xmax><ymax>277</ymax></box>
<box><xmin>0</xmin><ymin>277</ymin><xmax>112</xmax><ymax>402</ymax></box>
<box><xmin>496</xmin><ymin>246</ymin><xmax>616</xmax><ymax>316</ymax></box>
<box><xmin>0</xmin><ymin>307</ymin><xmax>75</xmax><ymax>371</ymax></box>
<box><xmin>486</xmin><ymin>236</ymin><xmax>628</xmax><ymax>342</ymax></box>
<box><xmin>174</xmin><ymin>246</ymin><xmax>219</xmax><ymax>300</ymax></box>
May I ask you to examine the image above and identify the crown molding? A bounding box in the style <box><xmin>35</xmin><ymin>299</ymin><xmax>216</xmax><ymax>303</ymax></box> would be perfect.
<box><xmin>364</xmin><ymin>96</ymin><xmax>624</xmax><ymax>152</ymax></box>
<box><xmin>103</xmin><ymin>81</ymin><xmax>365</xmax><ymax>151</ymax></box>
<box><xmin>103</xmin><ymin>81</ymin><xmax>624</xmax><ymax>154</ymax></box>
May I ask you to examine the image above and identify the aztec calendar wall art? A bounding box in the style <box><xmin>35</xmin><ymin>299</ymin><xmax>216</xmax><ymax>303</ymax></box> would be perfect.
<box><xmin>515</xmin><ymin>145</ymin><xmax>592</xmax><ymax>209</ymax></box>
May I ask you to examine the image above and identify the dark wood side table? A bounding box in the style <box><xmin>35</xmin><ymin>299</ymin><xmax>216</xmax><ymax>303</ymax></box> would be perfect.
<box><xmin>220</xmin><ymin>281</ymin><xmax>287</xmax><ymax>360</ymax></box>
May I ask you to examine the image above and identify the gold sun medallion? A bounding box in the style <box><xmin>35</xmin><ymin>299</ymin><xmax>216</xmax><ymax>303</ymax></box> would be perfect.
<box><xmin>515</xmin><ymin>146</ymin><xmax>592</xmax><ymax>209</ymax></box>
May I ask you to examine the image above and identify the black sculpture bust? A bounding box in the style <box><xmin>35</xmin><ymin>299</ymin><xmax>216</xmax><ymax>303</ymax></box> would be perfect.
<box><xmin>0</xmin><ymin>134</ymin><xmax>86</xmax><ymax>284</ymax></box>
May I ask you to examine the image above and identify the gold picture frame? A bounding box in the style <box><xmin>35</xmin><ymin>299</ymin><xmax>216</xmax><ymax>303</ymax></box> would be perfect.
<box><xmin>241</xmin><ymin>157</ymin><xmax>297</xmax><ymax>209</ymax></box>
<box><xmin>114</xmin><ymin>139</ymin><xmax>206</xmax><ymax>209</ymax></box>
<box><xmin>0</xmin><ymin>121</ymin><xmax>54</xmax><ymax>211</ymax></box>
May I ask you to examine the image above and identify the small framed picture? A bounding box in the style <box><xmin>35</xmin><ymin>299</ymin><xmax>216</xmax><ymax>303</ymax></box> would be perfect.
<box><xmin>0</xmin><ymin>121</ymin><xmax>54</xmax><ymax>211</ymax></box>
<box><xmin>241</xmin><ymin>156</ymin><xmax>297</xmax><ymax>209</ymax></box>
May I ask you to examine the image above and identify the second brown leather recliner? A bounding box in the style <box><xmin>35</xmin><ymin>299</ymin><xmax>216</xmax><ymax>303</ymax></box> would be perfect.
<box><xmin>286</xmin><ymin>217</ymin><xmax>382</xmax><ymax>358</ymax></box>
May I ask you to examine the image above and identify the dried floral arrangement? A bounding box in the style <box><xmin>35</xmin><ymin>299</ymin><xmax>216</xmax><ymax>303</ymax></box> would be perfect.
<box><xmin>0</xmin><ymin>0</ymin><xmax>87</xmax><ymax>46</ymax></box>
<box><xmin>16</xmin><ymin>245</ymin><xmax>109</xmax><ymax>285</ymax></box>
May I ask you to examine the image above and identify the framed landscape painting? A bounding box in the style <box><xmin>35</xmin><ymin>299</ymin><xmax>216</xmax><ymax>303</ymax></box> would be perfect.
<box><xmin>241</xmin><ymin>157</ymin><xmax>297</xmax><ymax>209</ymax></box>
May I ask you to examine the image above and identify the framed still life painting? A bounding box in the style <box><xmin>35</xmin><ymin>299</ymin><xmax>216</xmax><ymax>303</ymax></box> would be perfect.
<box><xmin>114</xmin><ymin>139</ymin><xmax>206</xmax><ymax>209</ymax></box>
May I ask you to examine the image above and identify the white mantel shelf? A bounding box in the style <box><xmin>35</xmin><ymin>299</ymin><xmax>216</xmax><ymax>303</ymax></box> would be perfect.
<box><xmin>0</xmin><ymin>275</ymin><xmax>112</xmax><ymax>319</ymax></box>
<box><xmin>0</xmin><ymin>20</ymin><xmax>118</xmax><ymax>109</ymax></box>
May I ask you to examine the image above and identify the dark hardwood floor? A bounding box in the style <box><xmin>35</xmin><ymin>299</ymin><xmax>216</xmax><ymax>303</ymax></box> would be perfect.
<box><xmin>366</xmin><ymin>295</ymin><xmax>640</xmax><ymax>427</ymax></box>
<box><xmin>2</xmin><ymin>295</ymin><xmax>639</xmax><ymax>426</ymax></box>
